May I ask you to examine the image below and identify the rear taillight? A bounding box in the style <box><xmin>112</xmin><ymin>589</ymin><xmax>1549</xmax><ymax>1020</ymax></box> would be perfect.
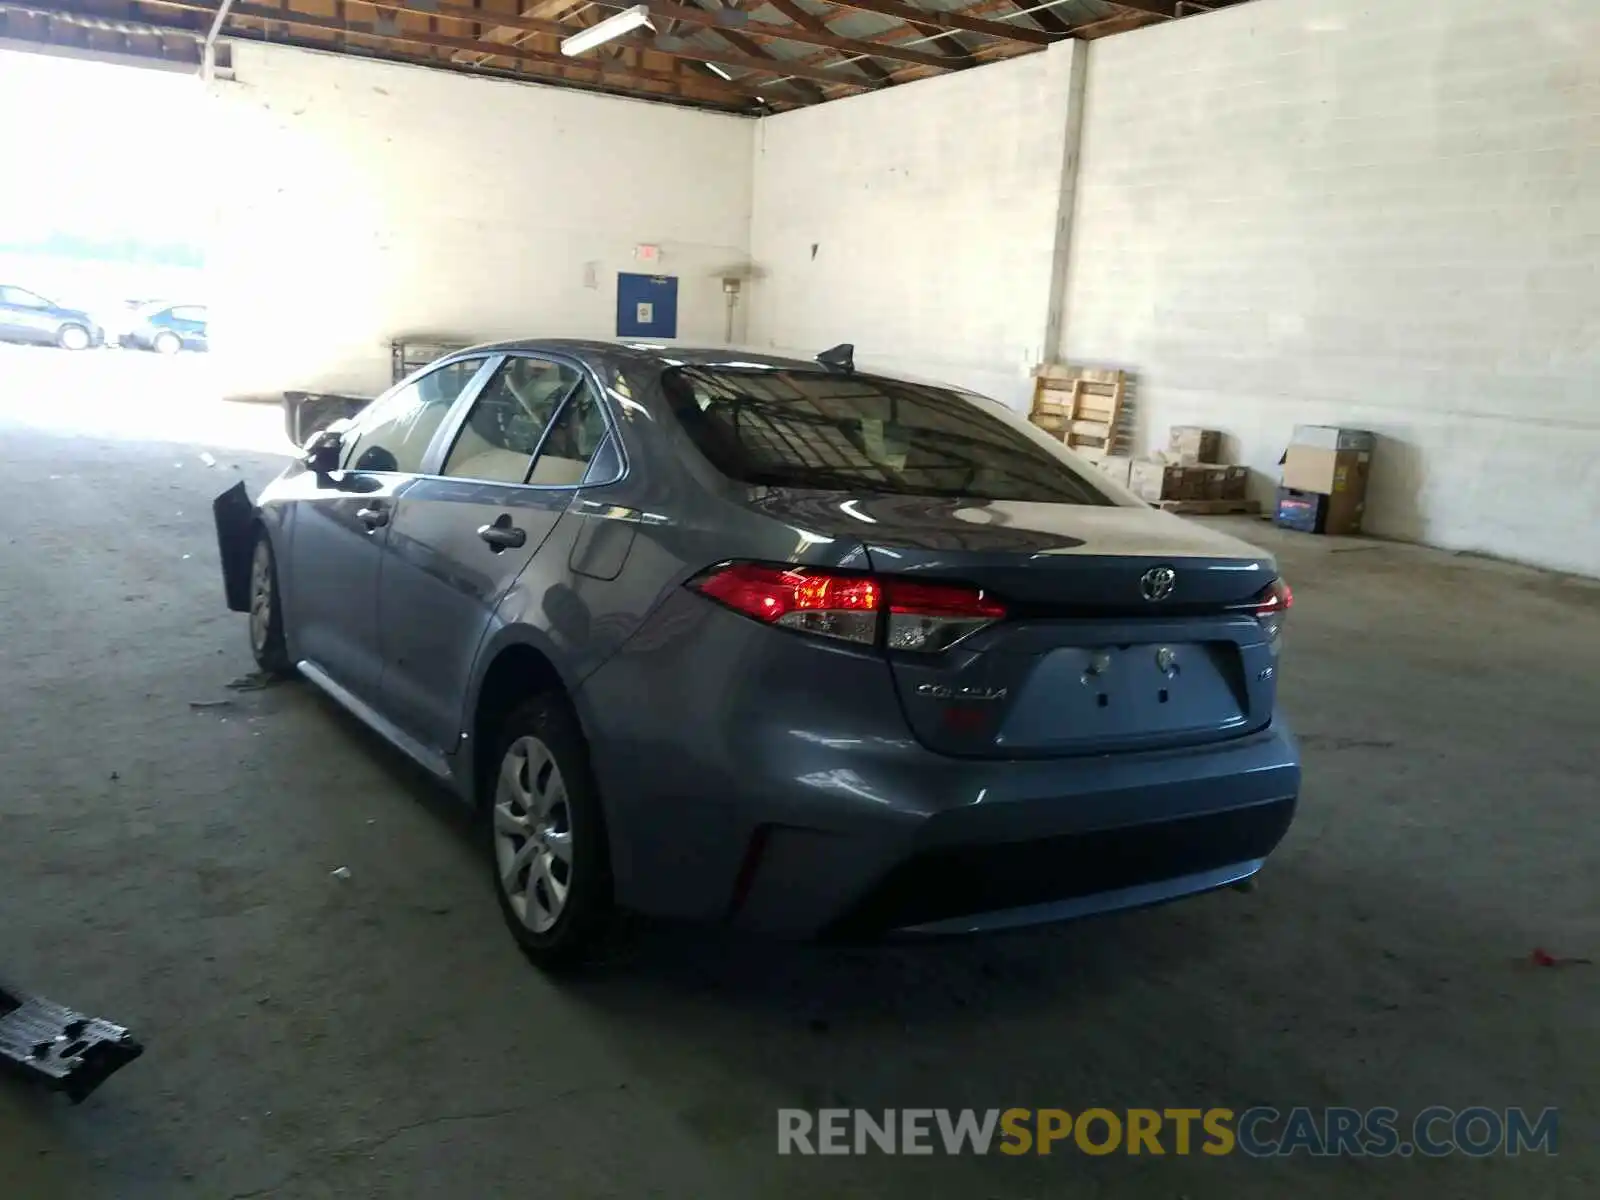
<box><xmin>689</xmin><ymin>563</ymin><xmax>1005</xmax><ymax>653</ymax></box>
<box><xmin>1253</xmin><ymin>578</ymin><xmax>1293</xmax><ymax>655</ymax></box>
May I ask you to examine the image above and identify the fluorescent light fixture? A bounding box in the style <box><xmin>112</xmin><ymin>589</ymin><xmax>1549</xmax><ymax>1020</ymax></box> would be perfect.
<box><xmin>705</xmin><ymin>63</ymin><xmax>734</xmax><ymax>81</ymax></box>
<box><xmin>560</xmin><ymin>4</ymin><xmax>653</xmax><ymax>56</ymax></box>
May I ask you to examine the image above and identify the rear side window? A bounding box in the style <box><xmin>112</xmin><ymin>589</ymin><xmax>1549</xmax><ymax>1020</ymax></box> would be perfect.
<box><xmin>442</xmin><ymin>356</ymin><xmax>581</xmax><ymax>484</ymax></box>
<box><xmin>529</xmin><ymin>381</ymin><xmax>611</xmax><ymax>486</ymax></box>
<box><xmin>661</xmin><ymin>367</ymin><xmax>1114</xmax><ymax>505</ymax></box>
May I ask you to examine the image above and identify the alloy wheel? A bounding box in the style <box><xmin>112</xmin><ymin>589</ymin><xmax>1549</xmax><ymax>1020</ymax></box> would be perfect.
<box><xmin>60</xmin><ymin>326</ymin><xmax>90</xmax><ymax>351</ymax></box>
<box><xmin>493</xmin><ymin>736</ymin><xmax>574</xmax><ymax>934</ymax></box>
<box><xmin>248</xmin><ymin>540</ymin><xmax>273</xmax><ymax>654</ymax></box>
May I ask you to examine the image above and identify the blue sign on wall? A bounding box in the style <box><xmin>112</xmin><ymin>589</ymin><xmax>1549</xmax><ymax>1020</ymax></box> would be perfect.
<box><xmin>616</xmin><ymin>272</ymin><xmax>679</xmax><ymax>339</ymax></box>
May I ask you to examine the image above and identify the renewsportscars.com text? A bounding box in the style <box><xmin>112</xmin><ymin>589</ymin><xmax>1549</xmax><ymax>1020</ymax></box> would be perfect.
<box><xmin>778</xmin><ymin>1106</ymin><xmax>1558</xmax><ymax>1158</ymax></box>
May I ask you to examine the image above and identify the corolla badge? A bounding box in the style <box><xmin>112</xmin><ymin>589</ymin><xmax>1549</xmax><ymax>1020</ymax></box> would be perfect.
<box><xmin>1140</xmin><ymin>566</ymin><xmax>1177</xmax><ymax>602</ymax></box>
<box><xmin>915</xmin><ymin>684</ymin><xmax>1008</xmax><ymax>702</ymax></box>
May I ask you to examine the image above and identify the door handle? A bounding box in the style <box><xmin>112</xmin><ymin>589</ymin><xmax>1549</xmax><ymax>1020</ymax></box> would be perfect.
<box><xmin>477</xmin><ymin>515</ymin><xmax>527</xmax><ymax>551</ymax></box>
<box><xmin>357</xmin><ymin>506</ymin><xmax>389</xmax><ymax>530</ymax></box>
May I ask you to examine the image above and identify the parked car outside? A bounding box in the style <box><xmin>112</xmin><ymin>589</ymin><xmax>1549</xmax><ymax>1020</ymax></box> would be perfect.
<box><xmin>122</xmin><ymin>302</ymin><xmax>207</xmax><ymax>353</ymax></box>
<box><xmin>0</xmin><ymin>284</ymin><xmax>104</xmax><ymax>350</ymax></box>
<box><xmin>213</xmin><ymin>341</ymin><xmax>1302</xmax><ymax>970</ymax></box>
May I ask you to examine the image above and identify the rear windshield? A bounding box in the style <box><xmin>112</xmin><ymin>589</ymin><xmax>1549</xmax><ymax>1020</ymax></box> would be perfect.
<box><xmin>660</xmin><ymin>366</ymin><xmax>1114</xmax><ymax>505</ymax></box>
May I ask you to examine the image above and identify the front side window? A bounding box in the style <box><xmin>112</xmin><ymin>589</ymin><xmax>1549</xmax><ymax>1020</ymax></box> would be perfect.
<box><xmin>171</xmin><ymin>305</ymin><xmax>206</xmax><ymax>322</ymax></box>
<box><xmin>660</xmin><ymin>367</ymin><xmax>1115</xmax><ymax>505</ymax></box>
<box><xmin>441</xmin><ymin>357</ymin><xmax>582</xmax><ymax>484</ymax></box>
<box><xmin>343</xmin><ymin>358</ymin><xmax>485</xmax><ymax>475</ymax></box>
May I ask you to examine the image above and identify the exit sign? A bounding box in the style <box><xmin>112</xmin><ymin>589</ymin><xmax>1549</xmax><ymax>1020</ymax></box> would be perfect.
<box><xmin>634</xmin><ymin>243</ymin><xmax>661</xmax><ymax>264</ymax></box>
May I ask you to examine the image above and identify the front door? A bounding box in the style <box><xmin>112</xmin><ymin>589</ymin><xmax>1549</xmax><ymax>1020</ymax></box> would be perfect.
<box><xmin>287</xmin><ymin>356</ymin><xmax>493</xmax><ymax>702</ymax></box>
<box><xmin>376</xmin><ymin>354</ymin><xmax>613</xmax><ymax>753</ymax></box>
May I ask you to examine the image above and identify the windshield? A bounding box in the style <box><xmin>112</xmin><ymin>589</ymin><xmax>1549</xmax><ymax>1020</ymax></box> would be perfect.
<box><xmin>660</xmin><ymin>366</ymin><xmax>1115</xmax><ymax>505</ymax></box>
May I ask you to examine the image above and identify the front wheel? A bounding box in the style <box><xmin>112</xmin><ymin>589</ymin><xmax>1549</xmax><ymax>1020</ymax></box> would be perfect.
<box><xmin>248</xmin><ymin>530</ymin><xmax>292</xmax><ymax>676</ymax></box>
<box><xmin>153</xmin><ymin>331</ymin><xmax>182</xmax><ymax>355</ymax></box>
<box><xmin>57</xmin><ymin>324</ymin><xmax>91</xmax><ymax>351</ymax></box>
<box><xmin>487</xmin><ymin>696</ymin><xmax>613</xmax><ymax>970</ymax></box>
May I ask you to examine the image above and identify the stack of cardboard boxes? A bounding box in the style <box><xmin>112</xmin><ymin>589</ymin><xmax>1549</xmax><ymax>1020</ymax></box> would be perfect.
<box><xmin>1274</xmin><ymin>425</ymin><xmax>1376</xmax><ymax>535</ymax></box>
<box><xmin>1095</xmin><ymin>427</ymin><xmax>1249</xmax><ymax>506</ymax></box>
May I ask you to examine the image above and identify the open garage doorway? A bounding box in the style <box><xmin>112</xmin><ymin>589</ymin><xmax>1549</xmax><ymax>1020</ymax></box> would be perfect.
<box><xmin>0</xmin><ymin>49</ymin><xmax>211</xmax><ymax>352</ymax></box>
<box><xmin>0</xmin><ymin>47</ymin><xmax>287</xmax><ymax>452</ymax></box>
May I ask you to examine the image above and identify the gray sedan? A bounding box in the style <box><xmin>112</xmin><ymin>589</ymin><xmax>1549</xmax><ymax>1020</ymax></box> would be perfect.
<box><xmin>214</xmin><ymin>340</ymin><xmax>1301</xmax><ymax>969</ymax></box>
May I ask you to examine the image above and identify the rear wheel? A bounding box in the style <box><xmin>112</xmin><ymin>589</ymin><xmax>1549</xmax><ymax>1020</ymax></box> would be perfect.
<box><xmin>248</xmin><ymin>531</ymin><xmax>292</xmax><ymax>676</ymax></box>
<box><xmin>487</xmin><ymin>696</ymin><xmax>612</xmax><ymax>970</ymax></box>
<box><xmin>57</xmin><ymin>324</ymin><xmax>91</xmax><ymax>351</ymax></box>
<box><xmin>153</xmin><ymin>331</ymin><xmax>182</xmax><ymax>355</ymax></box>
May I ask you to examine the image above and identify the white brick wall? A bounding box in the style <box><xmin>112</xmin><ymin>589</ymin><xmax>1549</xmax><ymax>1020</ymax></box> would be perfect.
<box><xmin>208</xmin><ymin>44</ymin><xmax>755</xmax><ymax>399</ymax></box>
<box><xmin>1062</xmin><ymin>0</ymin><xmax>1600</xmax><ymax>575</ymax></box>
<box><xmin>746</xmin><ymin>45</ymin><xmax>1081</xmax><ymax>409</ymax></box>
<box><xmin>200</xmin><ymin>5</ymin><xmax>1598</xmax><ymax>575</ymax></box>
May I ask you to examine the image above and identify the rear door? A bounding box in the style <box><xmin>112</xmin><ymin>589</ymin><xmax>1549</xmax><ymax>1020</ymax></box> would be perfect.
<box><xmin>375</xmin><ymin>353</ymin><xmax>614</xmax><ymax>753</ymax></box>
<box><xmin>286</xmin><ymin>356</ymin><xmax>493</xmax><ymax>702</ymax></box>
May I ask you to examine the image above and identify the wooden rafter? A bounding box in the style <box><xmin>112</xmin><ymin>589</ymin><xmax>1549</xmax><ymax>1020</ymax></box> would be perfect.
<box><xmin>1101</xmin><ymin>0</ymin><xmax>1178</xmax><ymax>17</ymax></box>
<box><xmin>9</xmin><ymin>0</ymin><xmax>1248</xmax><ymax>111</ymax></box>
<box><xmin>588</xmin><ymin>0</ymin><xmax>965</xmax><ymax>71</ymax></box>
<box><xmin>695</xmin><ymin>0</ymin><xmax>826</xmax><ymax>101</ymax></box>
<box><xmin>808</xmin><ymin>0</ymin><xmax>1054</xmax><ymax>45</ymax></box>
<box><xmin>900</xmin><ymin>18</ymin><xmax>975</xmax><ymax>69</ymax></box>
<box><xmin>134</xmin><ymin>0</ymin><xmax>785</xmax><ymax>101</ymax></box>
<box><xmin>762</xmin><ymin>0</ymin><xmax>890</xmax><ymax>83</ymax></box>
<box><xmin>1000</xmin><ymin>0</ymin><xmax>1073</xmax><ymax>36</ymax></box>
<box><xmin>454</xmin><ymin>0</ymin><xmax>585</xmax><ymax>65</ymax></box>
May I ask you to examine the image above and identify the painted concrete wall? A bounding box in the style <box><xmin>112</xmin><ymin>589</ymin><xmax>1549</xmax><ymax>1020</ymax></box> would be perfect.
<box><xmin>1061</xmin><ymin>0</ymin><xmax>1600</xmax><ymax>575</ymax></box>
<box><xmin>746</xmin><ymin>45</ymin><xmax>1082</xmax><ymax>410</ymax></box>
<box><xmin>208</xmin><ymin>43</ymin><xmax>755</xmax><ymax>399</ymax></box>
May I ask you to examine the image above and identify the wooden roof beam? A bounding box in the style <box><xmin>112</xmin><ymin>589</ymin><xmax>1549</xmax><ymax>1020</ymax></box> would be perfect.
<box><xmin>694</xmin><ymin>0</ymin><xmax>827</xmax><ymax>102</ymax></box>
<box><xmin>136</xmin><ymin>0</ymin><xmax>794</xmax><ymax>101</ymax></box>
<box><xmin>999</xmin><ymin>0</ymin><xmax>1074</xmax><ymax>36</ymax></box>
<box><xmin>1103</xmin><ymin>0</ymin><xmax>1178</xmax><ymax>17</ymax></box>
<box><xmin>586</xmin><ymin>0</ymin><xmax>962</xmax><ymax>71</ymax></box>
<box><xmin>761</xmin><ymin>0</ymin><xmax>890</xmax><ymax>83</ymax></box>
<box><xmin>807</xmin><ymin>0</ymin><xmax>1056</xmax><ymax>45</ymax></box>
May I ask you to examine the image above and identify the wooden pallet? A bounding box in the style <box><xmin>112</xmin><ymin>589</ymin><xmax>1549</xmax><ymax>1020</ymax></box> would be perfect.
<box><xmin>1028</xmin><ymin>364</ymin><xmax>1132</xmax><ymax>460</ymax></box>
<box><xmin>1158</xmin><ymin>499</ymin><xmax>1261</xmax><ymax>515</ymax></box>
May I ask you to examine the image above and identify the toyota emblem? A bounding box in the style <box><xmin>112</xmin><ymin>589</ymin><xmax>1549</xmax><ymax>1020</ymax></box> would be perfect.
<box><xmin>1140</xmin><ymin>566</ymin><xmax>1177</xmax><ymax>602</ymax></box>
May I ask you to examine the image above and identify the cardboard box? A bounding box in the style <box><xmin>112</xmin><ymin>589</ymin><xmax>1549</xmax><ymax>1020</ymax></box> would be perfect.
<box><xmin>1129</xmin><ymin>460</ymin><xmax>1186</xmax><ymax>502</ymax></box>
<box><xmin>1131</xmin><ymin>461</ymin><xmax>1231</xmax><ymax>502</ymax></box>
<box><xmin>1282</xmin><ymin>446</ymin><xmax>1371</xmax><ymax>496</ymax></box>
<box><xmin>1167</xmin><ymin>426</ymin><xmax>1222</xmax><ymax>464</ymax></box>
<box><xmin>1275</xmin><ymin>485</ymin><xmax>1367</xmax><ymax>535</ymax></box>
<box><xmin>1093</xmin><ymin>455</ymin><xmax>1133</xmax><ymax>488</ymax></box>
<box><xmin>1221</xmin><ymin>466</ymin><xmax>1249</xmax><ymax>500</ymax></box>
<box><xmin>1290</xmin><ymin>425</ymin><xmax>1376</xmax><ymax>453</ymax></box>
<box><xmin>1195</xmin><ymin>464</ymin><xmax>1230</xmax><ymax>500</ymax></box>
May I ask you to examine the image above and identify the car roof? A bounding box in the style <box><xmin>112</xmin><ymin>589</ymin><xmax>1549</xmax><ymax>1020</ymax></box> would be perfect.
<box><xmin>454</xmin><ymin>338</ymin><xmax>843</xmax><ymax>374</ymax></box>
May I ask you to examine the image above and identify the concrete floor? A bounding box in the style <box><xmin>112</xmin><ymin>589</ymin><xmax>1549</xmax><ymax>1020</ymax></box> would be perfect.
<box><xmin>0</xmin><ymin>346</ymin><xmax>1595</xmax><ymax>1199</ymax></box>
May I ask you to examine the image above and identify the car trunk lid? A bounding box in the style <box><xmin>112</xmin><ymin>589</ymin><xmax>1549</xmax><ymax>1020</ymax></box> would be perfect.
<box><xmin>745</xmin><ymin>489</ymin><xmax>1282</xmax><ymax>758</ymax></box>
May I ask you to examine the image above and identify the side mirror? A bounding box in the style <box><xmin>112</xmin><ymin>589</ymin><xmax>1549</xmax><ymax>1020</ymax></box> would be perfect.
<box><xmin>301</xmin><ymin>423</ymin><xmax>347</xmax><ymax>477</ymax></box>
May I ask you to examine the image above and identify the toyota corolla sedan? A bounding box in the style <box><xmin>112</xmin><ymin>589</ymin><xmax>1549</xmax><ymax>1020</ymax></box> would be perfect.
<box><xmin>213</xmin><ymin>340</ymin><xmax>1301</xmax><ymax>969</ymax></box>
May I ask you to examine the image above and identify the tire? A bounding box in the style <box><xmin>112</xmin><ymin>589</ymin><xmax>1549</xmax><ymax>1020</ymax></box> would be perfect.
<box><xmin>57</xmin><ymin>324</ymin><xmax>91</xmax><ymax>351</ymax></box>
<box><xmin>486</xmin><ymin>695</ymin><xmax>613</xmax><ymax>970</ymax></box>
<box><xmin>153</xmin><ymin>331</ymin><xmax>182</xmax><ymax>355</ymax></box>
<box><xmin>248</xmin><ymin>529</ymin><xmax>293</xmax><ymax>677</ymax></box>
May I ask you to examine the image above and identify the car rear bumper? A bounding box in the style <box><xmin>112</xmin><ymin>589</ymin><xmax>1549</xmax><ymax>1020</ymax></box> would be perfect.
<box><xmin>576</xmin><ymin>594</ymin><xmax>1302</xmax><ymax>939</ymax></box>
